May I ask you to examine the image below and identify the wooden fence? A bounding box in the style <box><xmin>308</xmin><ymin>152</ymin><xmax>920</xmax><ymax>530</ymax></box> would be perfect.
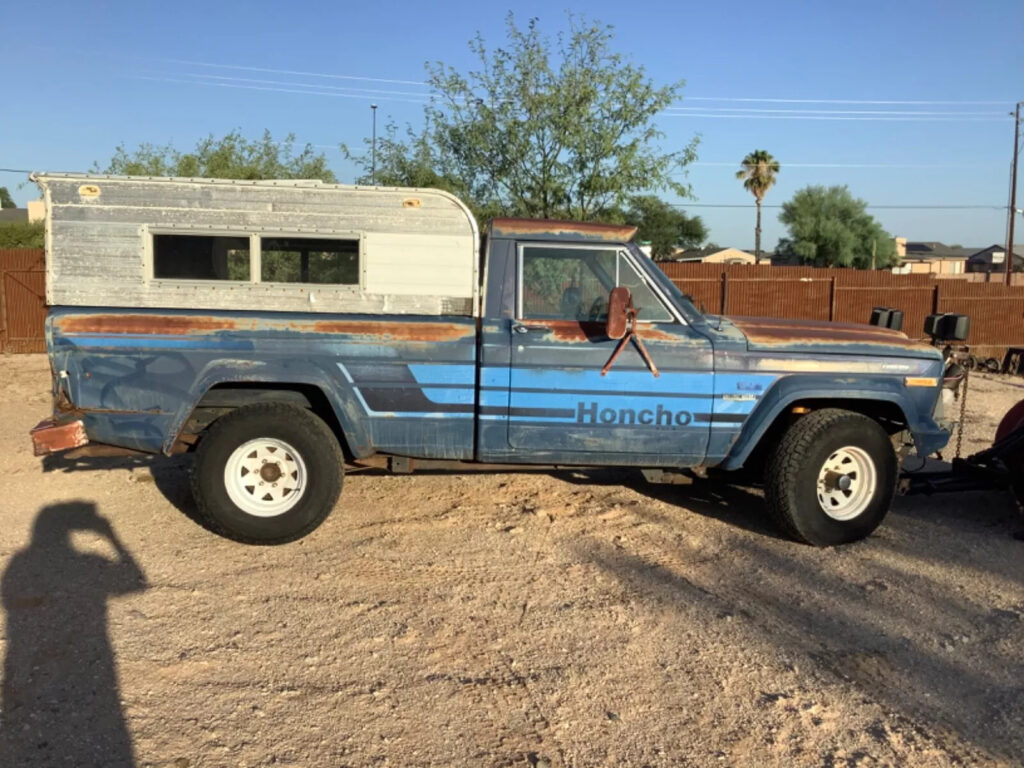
<box><xmin>0</xmin><ymin>249</ymin><xmax>46</xmax><ymax>354</ymax></box>
<box><xmin>658</xmin><ymin>263</ymin><xmax>1024</xmax><ymax>356</ymax></box>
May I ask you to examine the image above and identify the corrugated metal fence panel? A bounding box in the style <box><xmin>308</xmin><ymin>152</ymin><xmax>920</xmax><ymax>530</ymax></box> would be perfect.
<box><xmin>729</xmin><ymin>277</ymin><xmax>832</xmax><ymax>320</ymax></box>
<box><xmin>833</xmin><ymin>285</ymin><xmax>935</xmax><ymax>339</ymax></box>
<box><xmin>0</xmin><ymin>248</ymin><xmax>45</xmax><ymax>270</ymax></box>
<box><xmin>936</xmin><ymin>282</ymin><xmax>1024</xmax><ymax>346</ymax></box>
<box><xmin>0</xmin><ymin>249</ymin><xmax>46</xmax><ymax>354</ymax></box>
<box><xmin>660</xmin><ymin>263</ymin><xmax>725</xmax><ymax>314</ymax></box>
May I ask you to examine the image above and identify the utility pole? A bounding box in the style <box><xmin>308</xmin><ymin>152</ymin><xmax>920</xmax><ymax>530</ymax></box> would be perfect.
<box><xmin>1007</xmin><ymin>101</ymin><xmax>1021</xmax><ymax>286</ymax></box>
<box><xmin>371</xmin><ymin>103</ymin><xmax>378</xmax><ymax>186</ymax></box>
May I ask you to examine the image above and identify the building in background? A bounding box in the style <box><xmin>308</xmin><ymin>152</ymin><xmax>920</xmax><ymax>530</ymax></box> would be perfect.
<box><xmin>672</xmin><ymin>246</ymin><xmax>759</xmax><ymax>265</ymax></box>
<box><xmin>0</xmin><ymin>201</ymin><xmax>45</xmax><ymax>224</ymax></box>
<box><xmin>965</xmin><ymin>245</ymin><xmax>1024</xmax><ymax>275</ymax></box>
<box><xmin>894</xmin><ymin>240</ymin><xmax>971</xmax><ymax>275</ymax></box>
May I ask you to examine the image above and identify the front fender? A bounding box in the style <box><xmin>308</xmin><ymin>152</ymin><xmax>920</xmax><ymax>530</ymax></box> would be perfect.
<box><xmin>719</xmin><ymin>374</ymin><xmax>947</xmax><ymax>470</ymax></box>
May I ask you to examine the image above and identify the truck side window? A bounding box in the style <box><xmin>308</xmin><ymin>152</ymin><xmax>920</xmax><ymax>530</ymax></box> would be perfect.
<box><xmin>617</xmin><ymin>253</ymin><xmax>673</xmax><ymax>322</ymax></box>
<box><xmin>153</xmin><ymin>234</ymin><xmax>250</xmax><ymax>281</ymax></box>
<box><xmin>260</xmin><ymin>237</ymin><xmax>359</xmax><ymax>285</ymax></box>
<box><xmin>520</xmin><ymin>247</ymin><xmax>615</xmax><ymax>321</ymax></box>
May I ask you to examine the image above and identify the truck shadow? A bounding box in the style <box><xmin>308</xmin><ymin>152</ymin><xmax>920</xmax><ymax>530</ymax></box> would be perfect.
<box><xmin>1</xmin><ymin>502</ymin><xmax>146</xmax><ymax>767</ymax></box>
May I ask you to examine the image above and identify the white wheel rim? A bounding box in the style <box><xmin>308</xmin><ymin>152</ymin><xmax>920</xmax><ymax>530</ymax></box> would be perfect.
<box><xmin>816</xmin><ymin>446</ymin><xmax>876</xmax><ymax>521</ymax></box>
<box><xmin>223</xmin><ymin>438</ymin><xmax>308</xmax><ymax>518</ymax></box>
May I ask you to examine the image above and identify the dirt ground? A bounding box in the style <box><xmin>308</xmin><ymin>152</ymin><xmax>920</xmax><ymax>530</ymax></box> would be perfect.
<box><xmin>1</xmin><ymin>353</ymin><xmax>1022</xmax><ymax>768</ymax></box>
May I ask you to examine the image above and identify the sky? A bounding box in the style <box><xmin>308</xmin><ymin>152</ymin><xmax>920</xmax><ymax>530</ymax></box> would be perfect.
<box><xmin>2</xmin><ymin>0</ymin><xmax>1022</xmax><ymax>251</ymax></box>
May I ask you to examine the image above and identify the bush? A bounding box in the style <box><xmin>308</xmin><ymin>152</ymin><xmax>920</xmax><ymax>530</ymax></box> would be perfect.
<box><xmin>0</xmin><ymin>221</ymin><xmax>44</xmax><ymax>249</ymax></box>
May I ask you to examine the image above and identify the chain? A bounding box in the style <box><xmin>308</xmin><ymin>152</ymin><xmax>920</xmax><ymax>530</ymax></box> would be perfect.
<box><xmin>955</xmin><ymin>366</ymin><xmax>969</xmax><ymax>459</ymax></box>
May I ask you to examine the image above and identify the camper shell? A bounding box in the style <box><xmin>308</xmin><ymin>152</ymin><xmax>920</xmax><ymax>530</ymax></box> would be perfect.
<box><xmin>34</xmin><ymin>173</ymin><xmax>479</xmax><ymax>316</ymax></box>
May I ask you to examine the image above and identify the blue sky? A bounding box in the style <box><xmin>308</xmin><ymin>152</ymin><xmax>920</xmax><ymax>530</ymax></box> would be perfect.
<box><xmin>2</xmin><ymin>0</ymin><xmax>1021</xmax><ymax>250</ymax></box>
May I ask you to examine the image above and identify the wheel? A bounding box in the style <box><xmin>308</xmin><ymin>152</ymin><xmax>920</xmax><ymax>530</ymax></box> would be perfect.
<box><xmin>764</xmin><ymin>409</ymin><xmax>897</xmax><ymax>546</ymax></box>
<box><xmin>191</xmin><ymin>403</ymin><xmax>343</xmax><ymax>544</ymax></box>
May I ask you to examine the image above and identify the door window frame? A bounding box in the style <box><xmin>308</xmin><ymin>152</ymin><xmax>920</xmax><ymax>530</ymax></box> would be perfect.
<box><xmin>515</xmin><ymin>242</ymin><xmax>686</xmax><ymax>324</ymax></box>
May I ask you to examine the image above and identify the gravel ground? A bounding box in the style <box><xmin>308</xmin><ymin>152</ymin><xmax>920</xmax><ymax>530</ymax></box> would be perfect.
<box><xmin>1</xmin><ymin>353</ymin><xmax>1022</xmax><ymax>768</ymax></box>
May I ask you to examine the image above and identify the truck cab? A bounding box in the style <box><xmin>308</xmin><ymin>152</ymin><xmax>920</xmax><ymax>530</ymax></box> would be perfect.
<box><xmin>30</xmin><ymin>174</ymin><xmax>950</xmax><ymax>547</ymax></box>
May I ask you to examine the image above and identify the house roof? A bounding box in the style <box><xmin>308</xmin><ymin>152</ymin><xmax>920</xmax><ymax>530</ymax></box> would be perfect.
<box><xmin>0</xmin><ymin>209</ymin><xmax>29</xmax><ymax>223</ymax></box>
<box><xmin>966</xmin><ymin>244</ymin><xmax>1024</xmax><ymax>262</ymax></box>
<box><xmin>902</xmin><ymin>241</ymin><xmax>973</xmax><ymax>260</ymax></box>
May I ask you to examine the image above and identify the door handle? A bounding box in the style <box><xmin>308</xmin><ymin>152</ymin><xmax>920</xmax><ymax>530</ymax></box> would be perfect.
<box><xmin>512</xmin><ymin>323</ymin><xmax>530</xmax><ymax>334</ymax></box>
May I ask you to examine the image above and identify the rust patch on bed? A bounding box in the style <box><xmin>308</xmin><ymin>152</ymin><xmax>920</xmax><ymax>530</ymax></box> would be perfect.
<box><xmin>311</xmin><ymin>320</ymin><xmax>474</xmax><ymax>342</ymax></box>
<box><xmin>57</xmin><ymin>314</ymin><xmax>239</xmax><ymax>335</ymax></box>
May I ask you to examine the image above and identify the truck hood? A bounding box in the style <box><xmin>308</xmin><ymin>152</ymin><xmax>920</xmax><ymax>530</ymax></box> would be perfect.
<box><xmin>725</xmin><ymin>316</ymin><xmax>941</xmax><ymax>360</ymax></box>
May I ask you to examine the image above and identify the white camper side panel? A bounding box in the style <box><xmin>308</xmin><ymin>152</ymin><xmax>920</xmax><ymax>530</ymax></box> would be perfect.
<box><xmin>36</xmin><ymin>175</ymin><xmax>479</xmax><ymax>316</ymax></box>
<box><xmin>363</xmin><ymin>232</ymin><xmax>475</xmax><ymax>297</ymax></box>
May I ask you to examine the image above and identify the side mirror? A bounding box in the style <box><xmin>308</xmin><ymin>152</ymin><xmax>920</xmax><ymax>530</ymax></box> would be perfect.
<box><xmin>606</xmin><ymin>286</ymin><xmax>631</xmax><ymax>340</ymax></box>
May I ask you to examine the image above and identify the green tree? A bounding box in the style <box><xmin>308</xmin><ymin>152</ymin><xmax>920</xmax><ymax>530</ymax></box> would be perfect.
<box><xmin>0</xmin><ymin>187</ymin><xmax>16</xmax><ymax>209</ymax></box>
<box><xmin>736</xmin><ymin>150</ymin><xmax>780</xmax><ymax>264</ymax></box>
<box><xmin>777</xmin><ymin>185</ymin><xmax>897</xmax><ymax>269</ymax></box>
<box><xmin>99</xmin><ymin>130</ymin><xmax>337</xmax><ymax>182</ymax></box>
<box><xmin>625</xmin><ymin>196</ymin><xmax>706</xmax><ymax>260</ymax></box>
<box><xmin>345</xmin><ymin>13</ymin><xmax>698</xmax><ymax>223</ymax></box>
<box><xmin>0</xmin><ymin>221</ymin><xmax>44</xmax><ymax>248</ymax></box>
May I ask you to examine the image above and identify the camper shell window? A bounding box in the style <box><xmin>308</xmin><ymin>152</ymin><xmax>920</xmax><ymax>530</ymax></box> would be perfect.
<box><xmin>260</xmin><ymin>237</ymin><xmax>359</xmax><ymax>285</ymax></box>
<box><xmin>152</xmin><ymin>234</ymin><xmax>251</xmax><ymax>281</ymax></box>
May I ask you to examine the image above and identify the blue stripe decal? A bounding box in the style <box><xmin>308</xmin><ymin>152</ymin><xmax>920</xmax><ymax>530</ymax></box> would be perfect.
<box><xmin>408</xmin><ymin>364</ymin><xmax>476</xmax><ymax>385</ymax></box>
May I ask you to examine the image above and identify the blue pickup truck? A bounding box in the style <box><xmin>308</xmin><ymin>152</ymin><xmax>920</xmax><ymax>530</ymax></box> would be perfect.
<box><xmin>30</xmin><ymin>174</ymin><xmax>951</xmax><ymax>546</ymax></box>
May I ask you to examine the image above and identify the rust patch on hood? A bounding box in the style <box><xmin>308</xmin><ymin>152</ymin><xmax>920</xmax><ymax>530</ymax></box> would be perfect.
<box><xmin>729</xmin><ymin>316</ymin><xmax>927</xmax><ymax>350</ymax></box>
<box><xmin>490</xmin><ymin>218</ymin><xmax>638</xmax><ymax>242</ymax></box>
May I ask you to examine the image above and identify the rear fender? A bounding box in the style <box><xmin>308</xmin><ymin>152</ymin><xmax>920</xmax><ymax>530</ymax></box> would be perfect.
<box><xmin>162</xmin><ymin>359</ymin><xmax>373</xmax><ymax>458</ymax></box>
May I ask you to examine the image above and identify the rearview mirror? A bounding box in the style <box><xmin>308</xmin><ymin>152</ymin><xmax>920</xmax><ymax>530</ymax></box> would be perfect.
<box><xmin>606</xmin><ymin>286</ymin><xmax>631</xmax><ymax>340</ymax></box>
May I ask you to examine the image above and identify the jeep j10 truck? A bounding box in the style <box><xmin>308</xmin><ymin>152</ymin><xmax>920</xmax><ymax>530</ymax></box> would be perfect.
<box><xmin>29</xmin><ymin>173</ymin><xmax>951</xmax><ymax>546</ymax></box>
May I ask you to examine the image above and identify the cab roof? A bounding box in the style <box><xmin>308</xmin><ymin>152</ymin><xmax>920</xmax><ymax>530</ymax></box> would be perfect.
<box><xmin>489</xmin><ymin>218</ymin><xmax>638</xmax><ymax>243</ymax></box>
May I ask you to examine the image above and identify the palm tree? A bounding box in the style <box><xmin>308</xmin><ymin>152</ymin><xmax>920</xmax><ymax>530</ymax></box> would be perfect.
<box><xmin>736</xmin><ymin>150</ymin><xmax>780</xmax><ymax>264</ymax></box>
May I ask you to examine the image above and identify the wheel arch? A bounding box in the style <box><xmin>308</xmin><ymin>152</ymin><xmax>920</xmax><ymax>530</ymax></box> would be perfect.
<box><xmin>164</xmin><ymin>374</ymin><xmax>372</xmax><ymax>460</ymax></box>
<box><xmin>721</xmin><ymin>390</ymin><xmax>910</xmax><ymax>472</ymax></box>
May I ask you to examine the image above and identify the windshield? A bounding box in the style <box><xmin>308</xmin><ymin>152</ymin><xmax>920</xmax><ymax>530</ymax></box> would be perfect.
<box><xmin>625</xmin><ymin>243</ymin><xmax>705</xmax><ymax>323</ymax></box>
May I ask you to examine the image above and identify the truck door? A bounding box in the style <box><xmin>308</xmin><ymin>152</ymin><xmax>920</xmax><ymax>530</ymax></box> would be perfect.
<box><xmin>505</xmin><ymin>244</ymin><xmax>714</xmax><ymax>464</ymax></box>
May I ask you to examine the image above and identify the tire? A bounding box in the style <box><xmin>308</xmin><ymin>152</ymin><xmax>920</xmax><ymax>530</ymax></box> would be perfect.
<box><xmin>191</xmin><ymin>403</ymin><xmax>343</xmax><ymax>544</ymax></box>
<box><xmin>764</xmin><ymin>409</ymin><xmax>896</xmax><ymax>546</ymax></box>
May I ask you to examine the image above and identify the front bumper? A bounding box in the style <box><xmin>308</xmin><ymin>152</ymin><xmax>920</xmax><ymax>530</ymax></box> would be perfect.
<box><xmin>30</xmin><ymin>418</ymin><xmax>89</xmax><ymax>456</ymax></box>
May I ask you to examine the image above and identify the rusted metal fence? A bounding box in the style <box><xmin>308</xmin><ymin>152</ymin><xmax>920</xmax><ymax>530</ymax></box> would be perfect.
<box><xmin>659</xmin><ymin>263</ymin><xmax>1024</xmax><ymax>356</ymax></box>
<box><xmin>0</xmin><ymin>249</ymin><xmax>46</xmax><ymax>354</ymax></box>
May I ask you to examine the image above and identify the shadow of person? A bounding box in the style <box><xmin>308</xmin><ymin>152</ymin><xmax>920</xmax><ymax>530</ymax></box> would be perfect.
<box><xmin>1</xmin><ymin>502</ymin><xmax>146</xmax><ymax>767</ymax></box>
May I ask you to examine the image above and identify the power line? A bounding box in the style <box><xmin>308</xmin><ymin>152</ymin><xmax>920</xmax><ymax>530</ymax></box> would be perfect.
<box><xmin>119</xmin><ymin>53</ymin><xmax>1014</xmax><ymax>111</ymax></box>
<box><xmin>149</xmin><ymin>57</ymin><xmax>429</xmax><ymax>87</ymax></box>
<box><xmin>137</xmin><ymin>71</ymin><xmax>433</xmax><ymax>100</ymax></box>
<box><xmin>663</xmin><ymin>112</ymin><xmax>1006</xmax><ymax>122</ymax></box>
<box><xmin>133</xmin><ymin>74</ymin><xmax>1010</xmax><ymax>120</ymax></box>
<box><xmin>691</xmin><ymin>161</ymin><xmax>999</xmax><ymax>168</ymax></box>
<box><xmin>672</xmin><ymin>203</ymin><xmax>1004</xmax><ymax>209</ymax></box>
<box><xmin>664</xmin><ymin>106</ymin><xmax>1006</xmax><ymax>117</ymax></box>
<box><xmin>0</xmin><ymin>168</ymin><xmax>32</xmax><ymax>174</ymax></box>
<box><xmin>131</xmin><ymin>76</ymin><xmax>432</xmax><ymax>105</ymax></box>
<box><xmin>683</xmin><ymin>96</ymin><xmax>1011</xmax><ymax>105</ymax></box>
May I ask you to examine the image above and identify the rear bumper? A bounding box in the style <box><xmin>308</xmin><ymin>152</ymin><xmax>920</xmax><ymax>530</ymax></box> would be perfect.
<box><xmin>30</xmin><ymin>418</ymin><xmax>89</xmax><ymax>456</ymax></box>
